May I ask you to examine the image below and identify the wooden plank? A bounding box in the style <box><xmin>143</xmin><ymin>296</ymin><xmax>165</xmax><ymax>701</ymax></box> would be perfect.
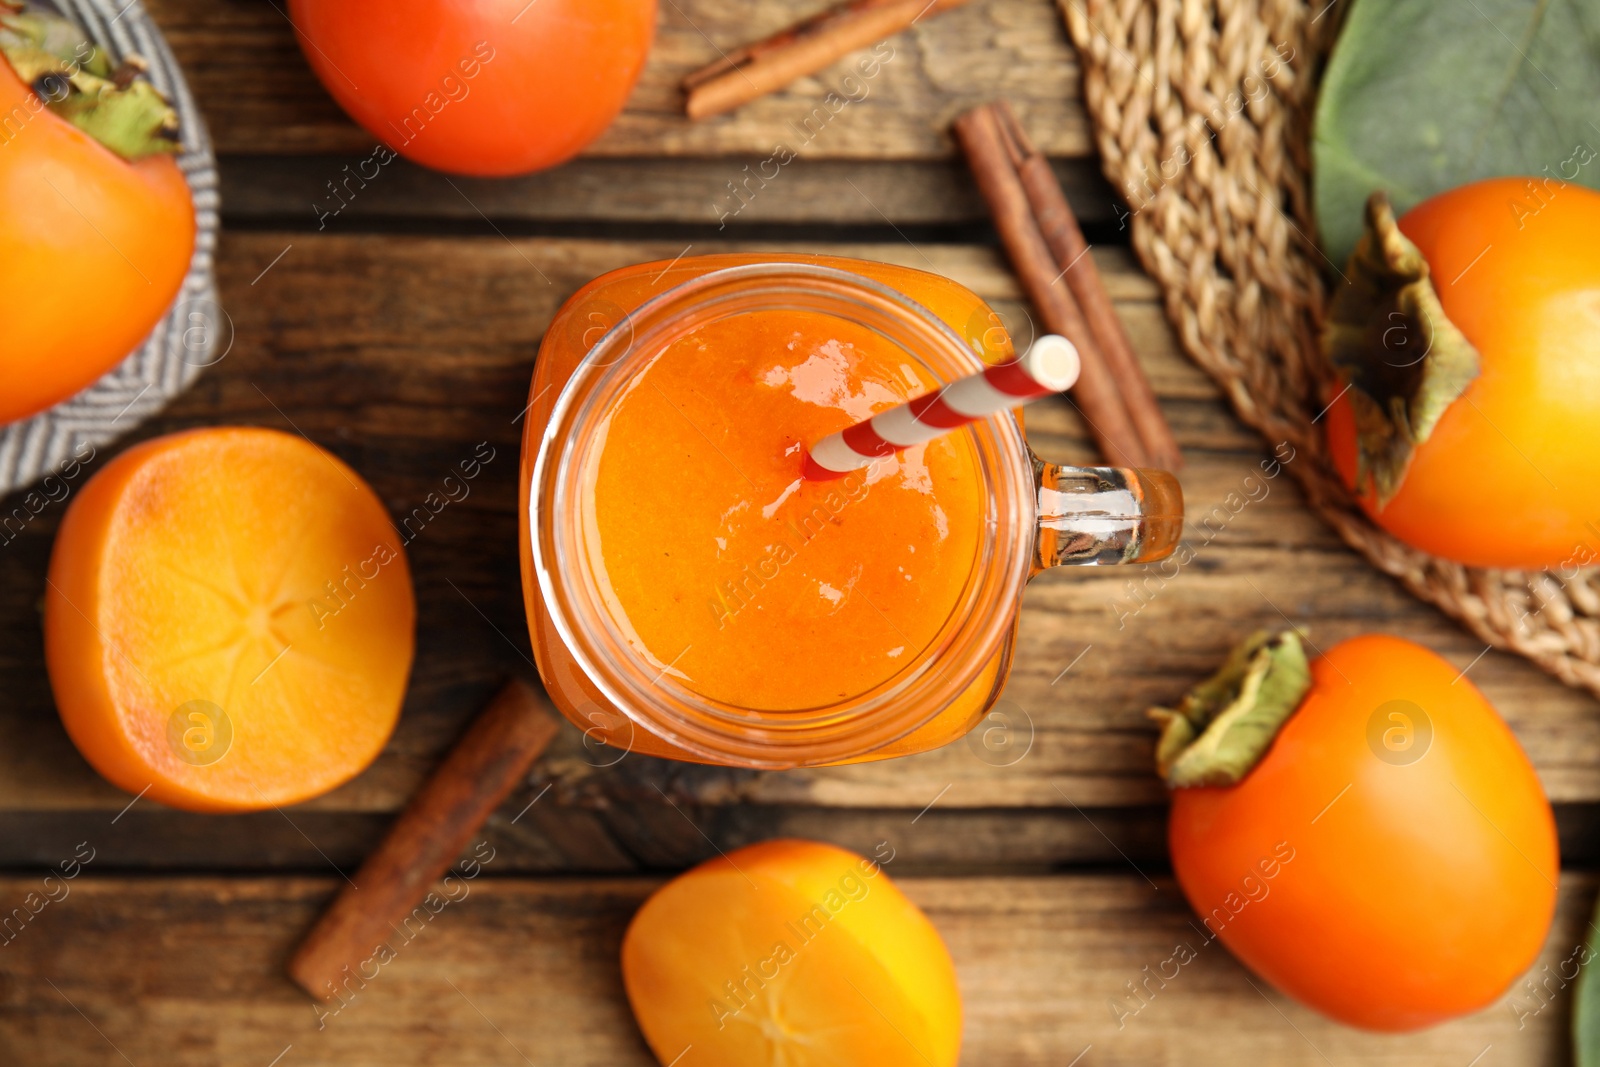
<box><xmin>149</xmin><ymin>0</ymin><xmax>1090</xmax><ymax>159</ymax></box>
<box><xmin>0</xmin><ymin>805</ymin><xmax>1169</xmax><ymax>874</ymax></box>
<box><xmin>0</xmin><ymin>872</ymin><xmax>1588</xmax><ymax>1064</ymax></box>
<box><xmin>219</xmin><ymin>154</ymin><xmax>1122</xmax><ymax>229</ymax></box>
<box><xmin>5</xmin><ymin>800</ymin><xmax>1600</xmax><ymax>874</ymax></box>
<box><xmin>2</xmin><ymin>234</ymin><xmax>1596</xmax><ymax>818</ymax></box>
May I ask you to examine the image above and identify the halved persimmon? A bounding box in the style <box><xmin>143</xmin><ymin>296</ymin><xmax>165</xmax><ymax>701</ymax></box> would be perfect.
<box><xmin>44</xmin><ymin>427</ymin><xmax>415</xmax><ymax>812</ymax></box>
<box><xmin>622</xmin><ymin>839</ymin><xmax>961</xmax><ymax>1067</ymax></box>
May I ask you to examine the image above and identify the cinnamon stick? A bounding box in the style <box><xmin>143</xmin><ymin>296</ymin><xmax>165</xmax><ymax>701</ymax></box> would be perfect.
<box><xmin>683</xmin><ymin>0</ymin><xmax>973</xmax><ymax>121</ymax></box>
<box><xmin>288</xmin><ymin>679</ymin><xmax>560</xmax><ymax>1001</ymax></box>
<box><xmin>994</xmin><ymin>102</ymin><xmax>1183</xmax><ymax>470</ymax></box>
<box><xmin>953</xmin><ymin>104</ymin><xmax>1150</xmax><ymax>468</ymax></box>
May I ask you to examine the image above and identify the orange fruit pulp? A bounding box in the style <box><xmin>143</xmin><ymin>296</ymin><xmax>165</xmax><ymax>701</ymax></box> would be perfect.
<box><xmin>520</xmin><ymin>254</ymin><xmax>1018</xmax><ymax>762</ymax></box>
<box><xmin>44</xmin><ymin>427</ymin><xmax>415</xmax><ymax>812</ymax></box>
<box><xmin>622</xmin><ymin>839</ymin><xmax>962</xmax><ymax>1066</ymax></box>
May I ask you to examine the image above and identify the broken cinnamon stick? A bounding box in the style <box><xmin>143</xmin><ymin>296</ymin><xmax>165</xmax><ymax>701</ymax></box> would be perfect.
<box><xmin>288</xmin><ymin>679</ymin><xmax>560</xmax><ymax>1001</ymax></box>
<box><xmin>683</xmin><ymin>0</ymin><xmax>973</xmax><ymax>121</ymax></box>
<box><xmin>953</xmin><ymin>104</ymin><xmax>1151</xmax><ymax>468</ymax></box>
<box><xmin>994</xmin><ymin>102</ymin><xmax>1183</xmax><ymax>470</ymax></box>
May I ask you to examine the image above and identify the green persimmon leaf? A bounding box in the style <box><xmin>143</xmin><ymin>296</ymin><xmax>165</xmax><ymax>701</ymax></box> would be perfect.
<box><xmin>1313</xmin><ymin>0</ymin><xmax>1600</xmax><ymax>267</ymax></box>
<box><xmin>1577</xmin><ymin>892</ymin><xmax>1600</xmax><ymax>1066</ymax></box>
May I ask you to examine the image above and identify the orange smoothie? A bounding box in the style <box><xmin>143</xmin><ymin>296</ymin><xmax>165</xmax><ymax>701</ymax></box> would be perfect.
<box><xmin>589</xmin><ymin>307</ymin><xmax>985</xmax><ymax>712</ymax></box>
<box><xmin>521</xmin><ymin>254</ymin><xmax>1021</xmax><ymax>764</ymax></box>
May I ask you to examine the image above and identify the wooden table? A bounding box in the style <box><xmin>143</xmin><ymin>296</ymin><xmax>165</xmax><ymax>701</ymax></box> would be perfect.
<box><xmin>1</xmin><ymin>2</ymin><xmax>1594</xmax><ymax>1063</ymax></box>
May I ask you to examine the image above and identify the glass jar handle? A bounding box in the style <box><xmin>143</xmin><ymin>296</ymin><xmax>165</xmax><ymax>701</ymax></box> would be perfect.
<box><xmin>1031</xmin><ymin>452</ymin><xmax>1183</xmax><ymax>570</ymax></box>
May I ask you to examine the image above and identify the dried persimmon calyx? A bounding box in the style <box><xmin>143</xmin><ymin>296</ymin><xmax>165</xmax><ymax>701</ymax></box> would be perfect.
<box><xmin>1321</xmin><ymin>190</ymin><xmax>1481</xmax><ymax>508</ymax></box>
<box><xmin>0</xmin><ymin>1</ymin><xmax>179</xmax><ymax>160</ymax></box>
<box><xmin>1149</xmin><ymin>629</ymin><xmax>1311</xmax><ymax>788</ymax></box>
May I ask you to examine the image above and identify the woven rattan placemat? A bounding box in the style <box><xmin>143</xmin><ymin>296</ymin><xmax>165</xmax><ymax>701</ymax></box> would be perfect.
<box><xmin>1060</xmin><ymin>0</ymin><xmax>1600</xmax><ymax>698</ymax></box>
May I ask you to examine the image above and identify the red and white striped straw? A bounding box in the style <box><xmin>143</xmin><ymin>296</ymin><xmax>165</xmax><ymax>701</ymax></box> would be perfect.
<box><xmin>802</xmin><ymin>334</ymin><xmax>1080</xmax><ymax>480</ymax></box>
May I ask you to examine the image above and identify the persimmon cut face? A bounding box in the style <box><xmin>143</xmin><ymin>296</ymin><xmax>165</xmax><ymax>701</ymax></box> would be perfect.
<box><xmin>622</xmin><ymin>840</ymin><xmax>961</xmax><ymax>1067</ymax></box>
<box><xmin>44</xmin><ymin>428</ymin><xmax>415</xmax><ymax>812</ymax></box>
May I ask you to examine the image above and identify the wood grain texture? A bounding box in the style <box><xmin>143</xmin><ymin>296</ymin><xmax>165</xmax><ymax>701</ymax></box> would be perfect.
<box><xmin>1</xmin><ymin>234</ymin><xmax>1596</xmax><ymax>822</ymax></box>
<box><xmin>148</xmin><ymin>0</ymin><xmax>1089</xmax><ymax>159</ymax></box>
<box><xmin>0</xmin><ymin>873</ymin><xmax>1589</xmax><ymax>1064</ymax></box>
<box><xmin>8</xmin><ymin>800</ymin><xmax>1600</xmax><ymax>876</ymax></box>
<box><xmin>0</xmin><ymin>804</ymin><xmax>1171</xmax><ymax>874</ymax></box>
<box><xmin>218</xmin><ymin>154</ymin><xmax>1122</xmax><ymax>228</ymax></box>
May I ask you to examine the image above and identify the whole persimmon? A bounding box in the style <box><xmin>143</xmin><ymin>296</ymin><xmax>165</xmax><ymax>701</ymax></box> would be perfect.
<box><xmin>1324</xmin><ymin>179</ymin><xmax>1600</xmax><ymax>569</ymax></box>
<box><xmin>1154</xmin><ymin>632</ymin><xmax>1557</xmax><ymax>1031</ymax></box>
<box><xmin>622</xmin><ymin>840</ymin><xmax>961</xmax><ymax>1066</ymax></box>
<box><xmin>286</xmin><ymin>0</ymin><xmax>656</xmax><ymax>178</ymax></box>
<box><xmin>0</xmin><ymin>8</ymin><xmax>195</xmax><ymax>425</ymax></box>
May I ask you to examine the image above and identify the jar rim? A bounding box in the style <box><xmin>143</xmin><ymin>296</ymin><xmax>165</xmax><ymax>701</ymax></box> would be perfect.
<box><xmin>531</xmin><ymin>262</ymin><xmax>1033</xmax><ymax>767</ymax></box>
